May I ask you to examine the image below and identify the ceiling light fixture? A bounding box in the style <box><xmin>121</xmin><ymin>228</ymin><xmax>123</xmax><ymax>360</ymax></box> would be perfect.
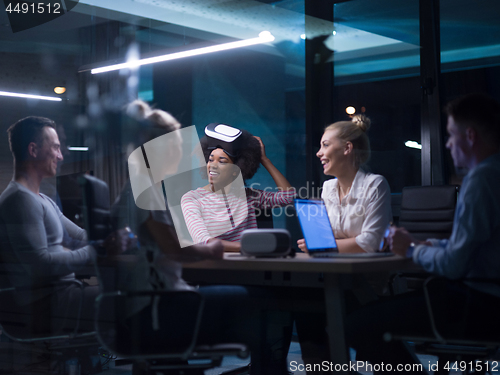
<box><xmin>67</xmin><ymin>146</ymin><xmax>89</xmax><ymax>151</ymax></box>
<box><xmin>346</xmin><ymin>106</ymin><xmax>356</xmax><ymax>115</ymax></box>
<box><xmin>91</xmin><ymin>31</ymin><xmax>275</xmax><ymax>75</ymax></box>
<box><xmin>54</xmin><ymin>87</ymin><xmax>66</xmax><ymax>94</ymax></box>
<box><xmin>405</xmin><ymin>141</ymin><xmax>422</xmax><ymax>150</ymax></box>
<box><xmin>0</xmin><ymin>90</ymin><xmax>62</xmax><ymax>102</ymax></box>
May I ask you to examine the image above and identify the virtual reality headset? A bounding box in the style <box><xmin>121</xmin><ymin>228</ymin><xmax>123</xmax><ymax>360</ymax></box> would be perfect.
<box><xmin>205</xmin><ymin>123</ymin><xmax>243</xmax><ymax>158</ymax></box>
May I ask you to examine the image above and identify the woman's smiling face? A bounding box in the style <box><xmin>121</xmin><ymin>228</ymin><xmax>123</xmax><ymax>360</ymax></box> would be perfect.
<box><xmin>207</xmin><ymin>148</ymin><xmax>237</xmax><ymax>190</ymax></box>
<box><xmin>316</xmin><ymin>129</ymin><xmax>347</xmax><ymax>177</ymax></box>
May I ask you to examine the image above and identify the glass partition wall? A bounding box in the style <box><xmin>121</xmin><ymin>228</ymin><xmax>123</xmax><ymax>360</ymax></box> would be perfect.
<box><xmin>1</xmin><ymin>0</ymin><xmax>500</xmax><ymax>236</ymax></box>
<box><xmin>332</xmin><ymin>0</ymin><xmax>422</xmax><ymax>192</ymax></box>
<box><xmin>440</xmin><ymin>0</ymin><xmax>500</xmax><ymax>184</ymax></box>
<box><xmin>0</xmin><ymin>1</ymin><xmax>309</xmax><ymax>226</ymax></box>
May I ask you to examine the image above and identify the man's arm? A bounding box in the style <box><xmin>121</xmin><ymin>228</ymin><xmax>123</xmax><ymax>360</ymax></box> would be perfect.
<box><xmin>391</xmin><ymin>173</ymin><xmax>498</xmax><ymax>279</ymax></box>
<box><xmin>414</xmin><ymin>174</ymin><xmax>496</xmax><ymax>279</ymax></box>
<box><xmin>3</xmin><ymin>192</ymin><xmax>93</xmax><ymax>278</ymax></box>
<box><xmin>60</xmin><ymin>215</ymin><xmax>88</xmax><ymax>249</ymax></box>
<box><xmin>61</xmin><ymin>215</ymin><xmax>87</xmax><ymax>241</ymax></box>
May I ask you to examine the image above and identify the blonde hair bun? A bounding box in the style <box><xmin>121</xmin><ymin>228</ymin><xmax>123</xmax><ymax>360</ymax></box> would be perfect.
<box><xmin>352</xmin><ymin>114</ymin><xmax>371</xmax><ymax>132</ymax></box>
<box><xmin>126</xmin><ymin>100</ymin><xmax>151</xmax><ymax>121</ymax></box>
<box><xmin>148</xmin><ymin>110</ymin><xmax>181</xmax><ymax>132</ymax></box>
<box><xmin>126</xmin><ymin>100</ymin><xmax>181</xmax><ymax>132</ymax></box>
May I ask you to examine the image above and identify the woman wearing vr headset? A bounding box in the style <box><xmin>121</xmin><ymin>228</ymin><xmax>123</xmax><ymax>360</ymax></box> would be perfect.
<box><xmin>181</xmin><ymin>123</ymin><xmax>295</xmax><ymax>252</ymax></box>
<box><xmin>110</xmin><ymin>101</ymin><xmax>291</xmax><ymax>375</ymax></box>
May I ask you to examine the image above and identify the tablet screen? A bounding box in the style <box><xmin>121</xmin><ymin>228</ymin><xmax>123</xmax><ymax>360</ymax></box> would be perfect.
<box><xmin>294</xmin><ymin>199</ymin><xmax>338</xmax><ymax>253</ymax></box>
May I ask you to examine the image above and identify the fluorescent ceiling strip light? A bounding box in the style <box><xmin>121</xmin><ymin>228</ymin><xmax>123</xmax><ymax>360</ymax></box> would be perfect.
<box><xmin>405</xmin><ymin>141</ymin><xmax>422</xmax><ymax>150</ymax></box>
<box><xmin>91</xmin><ymin>31</ymin><xmax>275</xmax><ymax>74</ymax></box>
<box><xmin>68</xmin><ymin>146</ymin><xmax>89</xmax><ymax>151</ymax></box>
<box><xmin>0</xmin><ymin>90</ymin><xmax>62</xmax><ymax>102</ymax></box>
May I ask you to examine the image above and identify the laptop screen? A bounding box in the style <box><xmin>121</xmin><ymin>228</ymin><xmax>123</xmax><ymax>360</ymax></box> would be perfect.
<box><xmin>294</xmin><ymin>199</ymin><xmax>338</xmax><ymax>253</ymax></box>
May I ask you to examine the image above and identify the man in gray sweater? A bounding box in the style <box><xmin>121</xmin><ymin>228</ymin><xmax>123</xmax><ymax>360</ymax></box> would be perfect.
<box><xmin>0</xmin><ymin>116</ymin><xmax>124</xmax><ymax>335</ymax></box>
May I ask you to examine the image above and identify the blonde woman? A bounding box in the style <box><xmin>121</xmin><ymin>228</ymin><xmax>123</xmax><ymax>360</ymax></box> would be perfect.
<box><xmin>298</xmin><ymin>114</ymin><xmax>392</xmax><ymax>253</ymax></box>
<box><xmin>295</xmin><ymin>115</ymin><xmax>392</xmax><ymax>374</ymax></box>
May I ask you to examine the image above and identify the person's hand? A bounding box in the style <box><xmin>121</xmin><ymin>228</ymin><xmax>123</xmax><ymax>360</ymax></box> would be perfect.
<box><xmin>388</xmin><ymin>226</ymin><xmax>417</xmax><ymax>257</ymax></box>
<box><xmin>205</xmin><ymin>239</ymin><xmax>224</xmax><ymax>260</ymax></box>
<box><xmin>254</xmin><ymin>136</ymin><xmax>267</xmax><ymax>162</ymax></box>
<box><xmin>103</xmin><ymin>227</ymin><xmax>137</xmax><ymax>256</ymax></box>
<box><xmin>297</xmin><ymin>238</ymin><xmax>308</xmax><ymax>253</ymax></box>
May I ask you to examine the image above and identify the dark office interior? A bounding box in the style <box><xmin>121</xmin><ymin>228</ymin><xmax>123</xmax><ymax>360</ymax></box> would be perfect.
<box><xmin>1</xmin><ymin>0</ymin><xmax>500</xmax><ymax>373</ymax></box>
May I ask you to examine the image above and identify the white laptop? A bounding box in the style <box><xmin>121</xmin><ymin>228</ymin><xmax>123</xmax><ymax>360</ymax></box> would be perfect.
<box><xmin>294</xmin><ymin>199</ymin><xmax>393</xmax><ymax>258</ymax></box>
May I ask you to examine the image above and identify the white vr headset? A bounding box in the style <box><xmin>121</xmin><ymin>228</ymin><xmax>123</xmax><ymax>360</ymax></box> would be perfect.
<box><xmin>205</xmin><ymin>123</ymin><xmax>243</xmax><ymax>157</ymax></box>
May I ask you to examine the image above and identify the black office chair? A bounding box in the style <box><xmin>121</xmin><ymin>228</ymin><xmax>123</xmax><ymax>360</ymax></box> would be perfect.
<box><xmin>387</xmin><ymin>185</ymin><xmax>459</xmax><ymax>295</ymax></box>
<box><xmin>385</xmin><ymin>276</ymin><xmax>500</xmax><ymax>375</ymax></box>
<box><xmin>399</xmin><ymin>185</ymin><xmax>459</xmax><ymax>241</ymax></box>
<box><xmin>79</xmin><ymin>174</ymin><xmax>249</xmax><ymax>375</ymax></box>
<box><xmin>390</xmin><ymin>192</ymin><xmax>402</xmax><ymax>226</ymax></box>
<box><xmin>0</xmin><ymin>240</ymin><xmax>98</xmax><ymax>372</ymax></box>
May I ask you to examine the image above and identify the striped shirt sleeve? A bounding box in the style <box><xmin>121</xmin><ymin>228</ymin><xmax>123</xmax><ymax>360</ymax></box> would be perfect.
<box><xmin>181</xmin><ymin>191</ymin><xmax>212</xmax><ymax>245</ymax></box>
<box><xmin>250</xmin><ymin>188</ymin><xmax>295</xmax><ymax>209</ymax></box>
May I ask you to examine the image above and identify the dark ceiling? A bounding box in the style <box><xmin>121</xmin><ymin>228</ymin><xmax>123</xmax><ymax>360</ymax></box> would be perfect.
<box><xmin>0</xmin><ymin>0</ymin><xmax>499</xmax><ymax>84</ymax></box>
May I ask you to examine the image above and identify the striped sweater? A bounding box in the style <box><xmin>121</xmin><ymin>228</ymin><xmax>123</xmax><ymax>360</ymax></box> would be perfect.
<box><xmin>181</xmin><ymin>187</ymin><xmax>295</xmax><ymax>244</ymax></box>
